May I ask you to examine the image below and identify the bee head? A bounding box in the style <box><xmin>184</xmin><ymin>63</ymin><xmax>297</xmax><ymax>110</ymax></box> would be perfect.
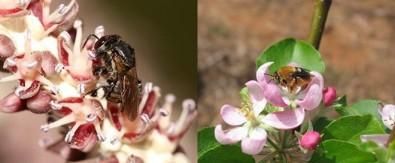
<box><xmin>94</xmin><ymin>35</ymin><xmax>121</xmax><ymax>54</ymax></box>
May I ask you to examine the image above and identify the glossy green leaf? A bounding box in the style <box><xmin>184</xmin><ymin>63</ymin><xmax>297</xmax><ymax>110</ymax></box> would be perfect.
<box><xmin>310</xmin><ymin>140</ymin><xmax>377</xmax><ymax>163</ymax></box>
<box><xmin>323</xmin><ymin>115</ymin><xmax>385</xmax><ymax>144</ymax></box>
<box><xmin>198</xmin><ymin>127</ymin><xmax>255</xmax><ymax>163</ymax></box>
<box><xmin>256</xmin><ymin>38</ymin><xmax>325</xmax><ymax>73</ymax></box>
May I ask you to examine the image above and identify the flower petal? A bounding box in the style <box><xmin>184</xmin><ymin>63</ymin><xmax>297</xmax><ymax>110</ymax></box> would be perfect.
<box><xmin>214</xmin><ymin>125</ymin><xmax>248</xmax><ymax>144</ymax></box>
<box><xmin>379</xmin><ymin>104</ymin><xmax>395</xmax><ymax>129</ymax></box>
<box><xmin>310</xmin><ymin>71</ymin><xmax>324</xmax><ymax>89</ymax></box>
<box><xmin>246</xmin><ymin>80</ymin><xmax>264</xmax><ymax>101</ymax></box>
<box><xmin>361</xmin><ymin>134</ymin><xmax>389</xmax><ymax>147</ymax></box>
<box><xmin>297</xmin><ymin>84</ymin><xmax>322</xmax><ymax>110</ymax></box>
<box><xmin>241</xmin><ymin>127</ymin><xmax>267</xmax><ymax>155</ymax></box>
<box><xmin>220</xmin><ymin>105</ymin><xmax>246</xmax><ymax>126</ymax></box>
<box><xmin>261</xmin><ymin>108</ymin><xmax>305</xmax><ymax>129</ymax></box>
<box><xmin>263</xmin><ymin>82</ymin><xmax>288</xmax><ymax>107</ymax></box>
<box><xmin>256</xmin><ymin>62</ymin><xmax>273</xmax><ymax>83</ymax></box>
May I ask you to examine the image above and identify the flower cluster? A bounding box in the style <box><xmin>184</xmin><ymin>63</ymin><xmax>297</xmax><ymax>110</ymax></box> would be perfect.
<box><xmin>0</xmin><ymin>1</ymin><xmax>196</xmax><ymax>163</ymax></box>
<box><xmin>215</xmin><ymin>62</ymin><xmax>325</xmax><ymax>156</ymax></box>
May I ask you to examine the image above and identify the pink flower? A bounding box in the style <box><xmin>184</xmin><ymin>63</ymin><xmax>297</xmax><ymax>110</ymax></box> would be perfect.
<box><xmin>360</xmin><ymin>105</ymin><xmax>395</xmax><ymax>147</ymax></box>
<box><xmin>244</xmin><ymin>62</ymin><xmax>324</xmax><ymax>129</ymax></box>
<box><xmin>323</xmin><ymin>87</ymin><xmax>337</xmax><ymax>107</ymax></box>
<box><xmin>299</xmin><ymin>131</ymin><xmax>321</xmax><ymax>150</ymax></box>
<box><xmin>215</xmin><ymin>90</ymin><xmax>305</xmax><ymax>155</ymax></box>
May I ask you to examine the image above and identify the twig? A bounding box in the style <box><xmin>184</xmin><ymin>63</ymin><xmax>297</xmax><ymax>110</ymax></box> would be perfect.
<box><xmin>307</xmin><ymin>0</ymin><xmax>332</xmax><ymax>50</ymax></box>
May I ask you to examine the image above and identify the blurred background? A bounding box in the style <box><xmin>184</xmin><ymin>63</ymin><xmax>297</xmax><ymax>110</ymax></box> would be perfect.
<box><xmin>0</xmin><ymin>0</ymin><xmax>196</xmax><ymax>162</ymax></box>
<box><xmin>198</xmin><ymin>0</ymin><xmax>395</xmax><ymax>127</ymax></box>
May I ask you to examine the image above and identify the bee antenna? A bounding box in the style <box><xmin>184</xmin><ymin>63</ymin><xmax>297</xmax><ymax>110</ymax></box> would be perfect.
<box><xmin>82</xmin><ymin>34</ymin><xmax>100</xmax><ymax>49</ymax></box>
<box><xmin>265</xmin><ymin>73</ymin><xmax>274</xmax><ymax>77</ymax></box>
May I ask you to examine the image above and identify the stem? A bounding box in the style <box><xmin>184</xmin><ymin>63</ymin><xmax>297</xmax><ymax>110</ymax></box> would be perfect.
<box><xmin>267</xmin><ymin>137</ymin><xmax>281</xmax><ymax>152</ymax></box>
<box><xmin>307</xmin><ymin>0</ymin><xmax>332</xmax><ymax>50</ymax></box>
<box><xmin>386</xmin><ymin>125</ymin><xmax>395</xmax><ymax>147</ymax></box>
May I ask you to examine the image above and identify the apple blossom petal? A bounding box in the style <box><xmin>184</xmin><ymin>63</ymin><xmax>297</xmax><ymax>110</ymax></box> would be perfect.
<box><xmin>261</xmin><ymin>108</ymin><xmax>305</xmax><ymax>129</ymax></box>
<box><xmin>323</xmin><ymin>87</ymin><xmax>337</xmax><ymax>107</ymax></box>
<box><xmin>256</xmin><ymin>62</ymin><xmax>273</xmax><ymax>83</ymax></box>
<box><xmin>310</xmin><ymin>71</ymin><xmax>324</xmax><ymax>89</ymax></box>
<box><xmin>299</xmin><ymin>131</ymin><xmax>321</xmax><ymax>150</ymax></box>
<box><xmin>246</xmin><ymin>80</ymin><xmax>264</xmax><ymax>101</ymax></box>
<box><xmin>215</xmin><ymin>125</ymin><xmax>248</xmax><ymax>144</ymax></box>
<box><xmin>241</xmin><ymin>127</ymin><xmax>267</xmax><ymax>155</ymax></box>
<box><xmin>297</xmin><ymin>84</ymin><xmax>322</xmax><ymax>110</ymax></box>
<box><xmin>379</xmin><ymin>104</ymin><xmax>395</xmax><ymax>129</ymax></box>
<box><xmin>263</xmin><ymin>82</ymin><xmax>288</xmax><ymax>107</ymax></box>
<box><xmin>361</xmin><ymin>134</ymin><xmax>389</xmax><ymax>147</ymax></box>
<box><xmin>252</xmin><ymin>98</ymin><xmax>267</xmax><ymax>117</ymax></box>
<box><xmin>220</xmin><ymin>105</ymin><xmax>246</xmax><ymax>126</ymax></box>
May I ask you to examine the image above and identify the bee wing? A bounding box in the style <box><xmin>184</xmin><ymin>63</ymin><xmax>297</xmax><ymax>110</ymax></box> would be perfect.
<box><xmin>120</xmin><ymin>68</ymin><xmax>141</xmax><ymax>121</ymax></box>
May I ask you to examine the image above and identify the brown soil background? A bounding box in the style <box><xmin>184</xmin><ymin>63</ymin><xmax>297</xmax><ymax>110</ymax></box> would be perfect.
<box><xmin>198</xmin><ymin>0</ymin><xmax>395</xmax><ymax>127</ymax></box>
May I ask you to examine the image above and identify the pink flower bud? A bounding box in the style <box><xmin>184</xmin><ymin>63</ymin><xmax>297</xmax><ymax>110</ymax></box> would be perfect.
<box><xmin>323</xmin><ymin>87</ymin><xmax>337</xmax><ymax>107</ymax></box>
<box><xmin>300</xmin><ymin>131</ymin><xmax>321</xmax><ymax>150</ymax></box>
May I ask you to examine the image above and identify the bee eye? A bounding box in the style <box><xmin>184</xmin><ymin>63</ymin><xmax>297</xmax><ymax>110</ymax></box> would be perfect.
<box><xmin>282</xmin><ymin>79</ymin><xmax>287</xmax><ymax>84</ymax></box>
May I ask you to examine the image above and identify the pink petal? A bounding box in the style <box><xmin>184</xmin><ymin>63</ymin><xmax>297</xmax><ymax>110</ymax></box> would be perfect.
<box><xmin>246</xmin><ymin>80</ymin><xmax>264</xmax><ymax>101</ymax></box>
<box><xmin>256</xmin><ymin>62</ymin><xmax>273</xmax><ymax>84</ymax></box>
<box><xmin>263</xmin><ymin>82</ymin><xmax>288</xmax><ymax>107</ymax></box>
<box><xmin>26</xmin><ymin>90</ymin><xmax>52</xmax><ymax>114</ymax></box>
<box><xmin>310</xmin><ymin>72</ymin><xmax>324</xmax><ymax>89</ymax></box>
<box><xmin>361</xmin><ymin>134</ymin><xmax>389</xmax><ymax>147</ymax></box>
<box><xmin>323</xmin><ymin>87</ymin><xmax>337</xmax><ymax>107</ymax></box>
<box><xmin>220</xmin><ymin>105</ymin><xmax>246</xmax><ymax>126</ymax></box>
<box><xmin>299</xmin><ymin>131</ymin><xmax>321</xmax><ymax>150</ymax></box>
<box><xmin>241</xmin><ymin>127</ymin><xmax>267</xmax><ymax>155</ymax></box>
<box><xmin>214</xmin><ymin>125</ymin><xmax>248</xmax><ymax>144</ymax></box>
<box><xmin>0</xmin><ymin>34</ymin><xmax>16</xmax><ymax>58</ymax></box>
<box><xmin>0</xmin><ymin>92</ymin><xmax>24</xmax><ymax>113</ymax></box>
<box><xmin>41</xmin><ymin>51</ymin><xmax>58</xmax><ymax>76</ymax></box>
<box><xmin>379</xmin><ymin>105</ymin><xmax>395</xmax><ymax>129</ymax></box>
<box><xmin>252</xmin><ymin>99</ymin><xmax>267</xmax><ymax>117</ymax></box>
<box><xmin>297</xmin><ymin>84</ymin><xmax>322</xmax><ymax>110</ymax></box>
<box><xmin>261</xmin><ymin>108</ymin><xmax>305</xmax><ymax>129</ymax></box>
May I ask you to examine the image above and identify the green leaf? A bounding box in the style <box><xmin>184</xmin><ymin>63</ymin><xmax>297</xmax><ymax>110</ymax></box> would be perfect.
<box><xmin>349</xmin><ymin>100</ymin><xmax>380</xmax><ymax>119</ymax></box>
<box><xmin>323</xmin><ymin>115</ymin><xmax>385</xmax><ymax>144</ymax></box>
<box><xmin>310</xmin><ymin>140</ymin><xmax>377</xmax><ymax>163</ymax></box>
<box><xmin>198</xmin><ymin>127</ymin><xmax>255</xmax><ymax>163</ymax></box>
<box><xmin>256</xmin><ymin>38</ymin><xmax>325</xmax><ymax>73</ymax></box>
<box><xmin>333</xmin><ymin>95</ymin><xmax>348</xmax><ymax>116</ymax></box>
<box><xmin>313</xmin><ymin>117</ymin><xmax>332</xmax><ymax>133</ymax></box>
<box><xmin>360</xmin><ymin>141</ymin><xmax>387</xmax><ymax>163</ymax></box>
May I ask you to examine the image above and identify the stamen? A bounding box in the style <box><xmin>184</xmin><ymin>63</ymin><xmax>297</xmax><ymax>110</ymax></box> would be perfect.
<box><xmin>172</xmin><ymin>99</ymin><xmax>196</xmax><ymax>135</ymax></box>
<box><xmin>40</xmin><ymin>114</ymin><xmax>76</xmax><ymax>132</ymax></box>
<box><xmin>94</xmin><ymin>25</ymin><xmax>105</xmax><ymax>38</ymax></box>
<box><xmin>49</xmin><ymin>100</ymin><xmax>62</xmax><ymax>110</ymax></box>
<box><xmin>24</xmin><ymin>60</ymin><xmax>38</xmax><ymax>69</ymax></box>
<box><xmin>73</xmin><ymin>20</ymin><xmax>82</xmax><ymax>54</ymax></box>
<box><xmin>24</xmin><ymin>29</ymin><xmax>31</xmax><ymax>55</ymax></box>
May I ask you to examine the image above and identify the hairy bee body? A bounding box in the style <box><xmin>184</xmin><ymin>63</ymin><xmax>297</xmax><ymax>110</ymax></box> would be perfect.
<box><xmin>273</xmin><ymin>66</ymin><xmax>312</xmax><ymax>93</ymax></box>
<box><xmin>89</xmin><ymin>34</ymin><xmax>142</xmax><ymax>121</ymax></box>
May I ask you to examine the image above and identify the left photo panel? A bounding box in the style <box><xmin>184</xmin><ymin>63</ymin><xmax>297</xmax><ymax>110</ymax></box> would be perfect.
<box><xmin>0</xmin><ymin>0</ymin><xmax>197</xmax><ymax>163</ymax></box>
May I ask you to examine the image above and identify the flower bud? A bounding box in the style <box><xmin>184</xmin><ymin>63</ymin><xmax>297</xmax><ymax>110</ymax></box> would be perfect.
<box><xmin>323</xmin><ymin>87</ymin><xmax>336</xmax><ymax>107</ymax></box>
<box><xmin>300</xmin><ymin>131</ymin><xmax>321</xmax><ymax>150</ymax></box>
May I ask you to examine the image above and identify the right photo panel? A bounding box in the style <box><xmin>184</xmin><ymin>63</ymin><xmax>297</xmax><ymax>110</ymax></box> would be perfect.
<box><xmin>198</xmin><ymin>0</ymin><xmax>395</xmax><ymax>162</ymax></box>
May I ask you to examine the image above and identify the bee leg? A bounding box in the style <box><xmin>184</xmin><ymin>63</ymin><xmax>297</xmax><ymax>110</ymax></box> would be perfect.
<box><xmin>82</xmin><ymin>34</ymin><xmax>99</xmax><ymax>50</ymax></box>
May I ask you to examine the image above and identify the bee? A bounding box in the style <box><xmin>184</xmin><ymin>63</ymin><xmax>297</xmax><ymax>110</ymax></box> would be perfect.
<box><xmin>85</xmin><ymin>34</ymin><xmax>142</xmax><ymax>121</ymax></box>
<box><xmin>272</xmin><ymin>66</ymin><xmax>312</xmax><ymax>93</ymax></box>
